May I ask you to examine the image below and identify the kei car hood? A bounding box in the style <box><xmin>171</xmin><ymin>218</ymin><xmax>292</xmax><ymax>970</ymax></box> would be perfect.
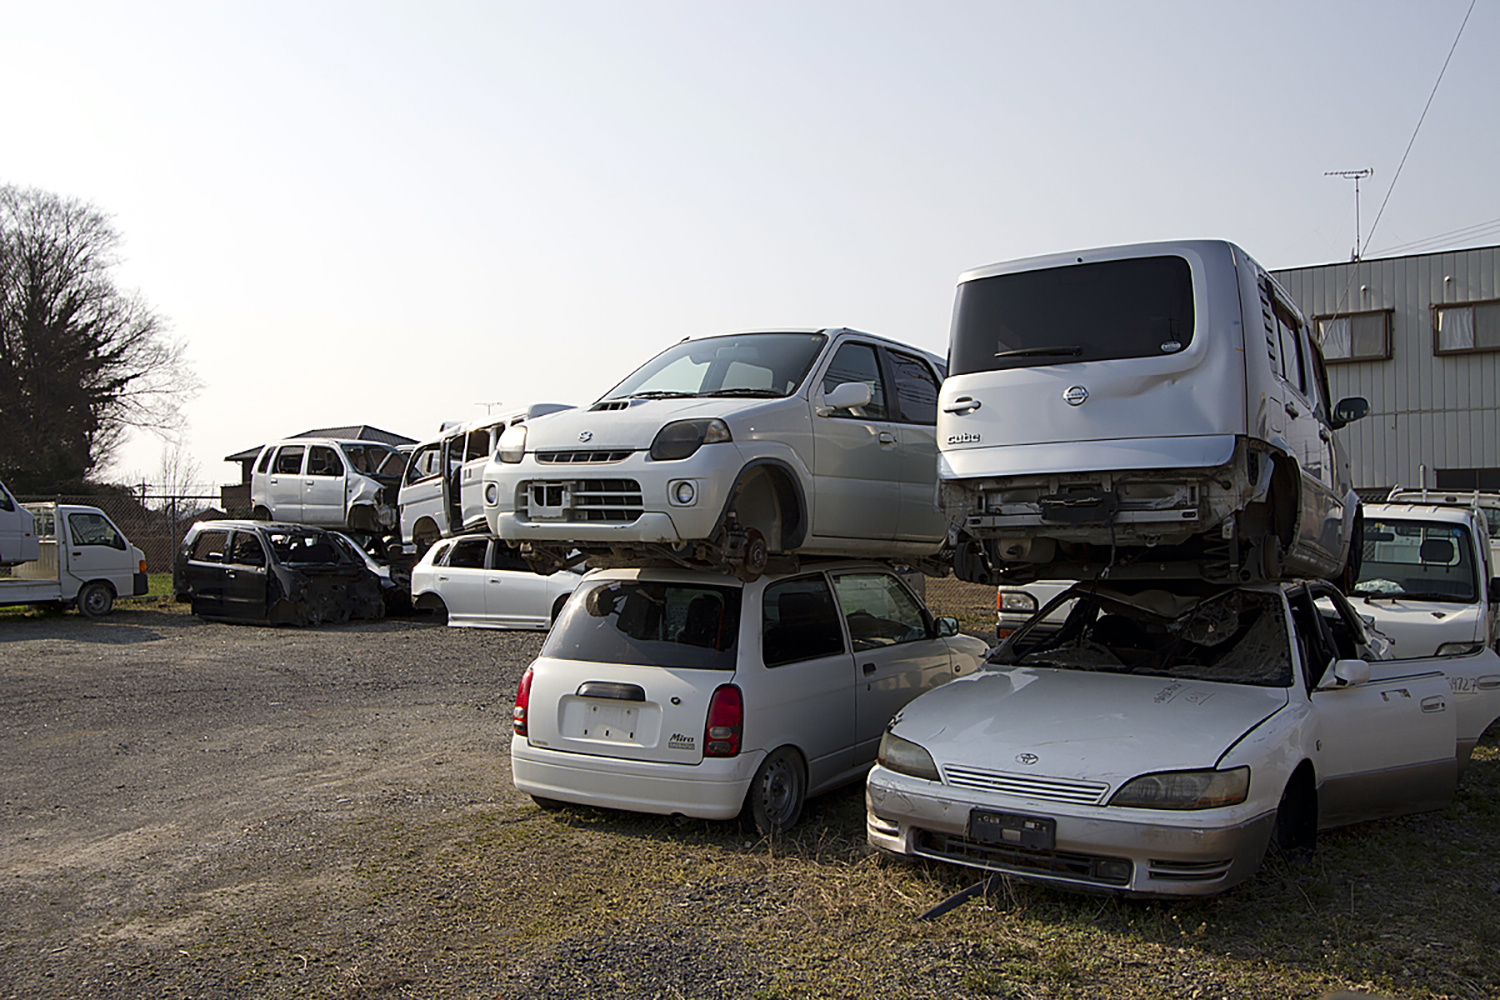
<box><xmin>1350</xmin><ymin>598</ymin><xmax>1484</xmax><ymax>658</ymax></box>
<box><xmin>890</xmin><ymin>667</ymin><xmax>1288</xmax><ymax>789</ymax></box>
<box><xmin>525</xmin><ymin>397</ymin><xmax>782</xmax><ymax>451</ymax></box>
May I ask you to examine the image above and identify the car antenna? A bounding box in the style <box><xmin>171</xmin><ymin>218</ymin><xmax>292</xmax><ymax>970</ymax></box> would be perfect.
<box><xmin>917</xmin><ymin>873</ymin><xmax>1005</xmax><ymax>921</ymax></box>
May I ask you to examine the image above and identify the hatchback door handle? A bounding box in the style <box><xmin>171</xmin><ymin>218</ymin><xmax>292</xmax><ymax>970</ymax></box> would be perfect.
<box><xmin>878</xmin><ymin>432</ymin><xmax>896</xmax><ymax>444</ymax></box>
<box><xmin>943</xmin><ymin>396</ymin><xmax>981</xmax><ymax>414</ymax></box>
<box><xmin>862</xmin><ymin>662</ymin><xmax>877</xmax><ymax>675</ymax></box>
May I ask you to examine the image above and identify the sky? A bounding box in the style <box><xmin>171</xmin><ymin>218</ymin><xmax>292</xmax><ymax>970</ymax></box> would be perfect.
<box><xmin>2</xmin><ymin>0</ymin><xmax>1496</xmax><ymax>492</ymax></box>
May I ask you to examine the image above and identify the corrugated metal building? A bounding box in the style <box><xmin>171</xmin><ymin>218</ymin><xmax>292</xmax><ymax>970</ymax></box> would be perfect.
<box><xmin>1272</xmin><ymin>244</ymin><xmax>1500</xmax><ymax>494</ymax></box>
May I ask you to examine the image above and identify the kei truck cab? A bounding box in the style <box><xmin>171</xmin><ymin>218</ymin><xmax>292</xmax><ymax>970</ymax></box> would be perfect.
<box><xmin>0</xmin><ymin>490</ymin><xmax>148</xmax><ymax>618</ymax></box>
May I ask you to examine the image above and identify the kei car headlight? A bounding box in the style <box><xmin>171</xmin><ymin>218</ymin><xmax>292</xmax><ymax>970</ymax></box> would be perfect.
<box><xmin>1108</xmin><ymin>767</ymin><xmax>1249</xmax><ymax>810</ymax></box>
<box><xmin>877</xmin><ymin>731</ymin><xmax>941</xmax><ymax>782</ymax></box>
<box><xmin>649</xmin><ymin>419</ymin><xmax>732</xmax><ymax>461</ymax></box>
<box><xmin>497</xmin><ymin>424</ymin><xmax>528</xmax><ymax>464</ymax></box>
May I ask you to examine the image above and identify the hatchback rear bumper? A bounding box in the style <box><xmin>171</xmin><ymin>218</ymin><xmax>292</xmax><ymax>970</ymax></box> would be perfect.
<box><xmin>512</xmin><ymin>738</ymin><xmax>764</xmax><ymax>820</ymax></box>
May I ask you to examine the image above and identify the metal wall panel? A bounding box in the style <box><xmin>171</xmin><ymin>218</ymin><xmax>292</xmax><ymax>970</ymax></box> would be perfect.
<box><xmin>1272</xmin><ymin>245</ymin><xmax>1500</xmax><ymax>493</ymax></box>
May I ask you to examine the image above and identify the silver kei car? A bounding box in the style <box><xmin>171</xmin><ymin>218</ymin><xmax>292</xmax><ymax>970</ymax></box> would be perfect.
<box><xmin>482</xmin><ymin>329</ymin><xmax>949</xmax><ymax>581</ymax></box>
<box><xmin>866</xmin><ymin>578</ymin><xmax>1500</xmax><ymax>897</ymax></box>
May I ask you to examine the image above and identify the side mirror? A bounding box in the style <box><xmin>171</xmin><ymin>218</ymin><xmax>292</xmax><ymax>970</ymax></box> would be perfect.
<box><xmin>816</xmin><ymin>381</ymin><xmax>872</xmax><ymax>416</ymax></box>
<box><xmin>1331</xmin><ymin>396</ymin><xmax>1370</xmax><ymax>429</ymax></box>
<box><xmin>935</xmin><ymin>615</ymin><xmax>959</xmax><ymax>638</ymax></box>
<box><xmin>1322</xmin><ymin>658</ymin><xmax>1371</xmax><ymax>688</ymax></box>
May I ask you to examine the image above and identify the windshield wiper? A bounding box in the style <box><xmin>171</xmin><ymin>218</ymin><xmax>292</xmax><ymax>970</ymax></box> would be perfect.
<box><xmin>704</xmin><ymin>388</ymin><xmax>783</xmax><ymax>398</ymax></box>
<box><xmin>626</xmin><ymin>391</ymin><xmax>700</xmax><ymax>399</ymax></box>
<box><xmin>1368</xmin><ymin>591</ymin><xmax>1471</xmax><ymax>603</ymax></box>
<box><xmin>993</xmin><ymin>346</ymin><xmax>1084</xmax><ymax>360</ymax></box>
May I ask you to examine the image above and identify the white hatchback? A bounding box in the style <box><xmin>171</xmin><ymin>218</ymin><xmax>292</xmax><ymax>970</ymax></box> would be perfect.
<box><xmin>511</xmin><ymin>560</ymin><xmax>989</xmax><ymax>833</ymax></box>
<box><xmin>410</xmin><ymin>535</ymin><xmax>582</xmax><ymax>630</ymax></box>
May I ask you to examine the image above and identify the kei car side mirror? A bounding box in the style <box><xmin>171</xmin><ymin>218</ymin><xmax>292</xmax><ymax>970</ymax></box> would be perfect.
<box><xmin>1321</xmin><ymin>658</ymin><xmax>1371</xmax><ymax>689</ymax></box>
<box><xmin>817</xmin><ymin>381</ymin><xmax>872</xmax><ymax>416</ymax></box>
<box><xmin>934</xmin><ymin>615</ymin><xmax>959</xmax><ymax>638</ymax></box>
<box><xmin>1330</xmin><ymin>396</ymin><xmax>1370</xmax><ymax>429</ymax></box>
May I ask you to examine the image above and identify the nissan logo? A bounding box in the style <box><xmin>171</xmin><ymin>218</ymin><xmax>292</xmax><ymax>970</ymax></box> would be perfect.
<box><xmin>1016</xmin><ymin>752</ymin><xmax>1039</xmax><ymax>766</ymax></box>
<box><xmin>1062</xmin><ymin>385</ymin><xmax>1089</xmax><ymax>406</ymax></box>
<box><xmin>578</xmin><ymin>431</ymin><xmax>593</xmax><ymax>443</ymax></box>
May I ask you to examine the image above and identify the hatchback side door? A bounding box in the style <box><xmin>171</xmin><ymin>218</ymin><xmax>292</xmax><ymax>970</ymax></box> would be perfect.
<box><xmin>302</xmin><ymin>445</ymin><xmax>347</xmax><ymax>526</ymax></box>
<box><xmin>222</xmin><ymin>530</ymin><xmax>271</xmax><ymax>619</ymax></box>
<box><xmin>484</xmin><ymin>540</ymin><xmax>549</xmax><ymax>627</ymax></box>
<box><xmin>436</xmin><ymin>537</ymin><xmax>490</xmax><ymax>621</ymax></box>
<box><xmin>183</xmin><ymin>528</ymin><xmax>231</xmax><ymax>616</ymax></box>
<box><xmin>809</xmin><ymin>340</ymin><xmax>901</xmax><ymax>541</ymax></box>
<box><xmin>831</xmin><ymin>570</ymin><xmax>954</xmax><ymax>762</ymax></box>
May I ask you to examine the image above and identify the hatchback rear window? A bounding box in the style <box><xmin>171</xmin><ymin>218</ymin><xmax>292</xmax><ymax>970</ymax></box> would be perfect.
<box><xmin>543</xmin><ymin>580</ymin><xmax>743</xmax><ymax>670</ymax></box>
<box><xmin>949</xmin><ymin>255</ymin><xmax>1195</xmax><ymax>375</ymax></box>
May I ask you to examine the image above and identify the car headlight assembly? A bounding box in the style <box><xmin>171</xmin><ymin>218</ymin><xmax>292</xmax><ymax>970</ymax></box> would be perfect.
<box><xmin>1437</xmin><ymin>641</ymin><xmax>1483</xmax><ymax>656</ymax></box>
<box><xmin>649</xmin><ymin>419</ymin><xmax>732</xmax><ymax>461</ymax></box>
<box><xmin>877</xmin><ymin>730</ymin><xmax>941</xmax><ymax>782</ymax></box>
<box><xmin>998</xmin><ymin>591</ymin><xmax>1038</xmax><ymax>613</ymax></box>
<box><xmin>496</xmin><ymin>424</ymin><xmax>528</xmax><ymax>464</ymax></box>
<box><xmin>1108</xmin><ymin>767</ymin><xmax>1249</xmax><ymax>810</ymax></box>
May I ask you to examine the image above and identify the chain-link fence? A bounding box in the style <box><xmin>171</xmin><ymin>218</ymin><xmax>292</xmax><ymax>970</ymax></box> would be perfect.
<box><xmin>16</xmin><ymin>490</ymin><xmax>229</xmax><ymax>573</ymax></box>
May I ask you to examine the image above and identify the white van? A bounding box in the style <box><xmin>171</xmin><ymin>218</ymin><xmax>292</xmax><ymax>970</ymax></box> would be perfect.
<box><xmin>250</xmin><ymin>438</ymin><xmax>406</xmax><ymax>533</ymax></box>
<box><xmin>398</xmin><ymin>404</ymin><xmax>573</xmax><ymax>551</ymax></box>
<box><xmin>0</xmin><ymin>478</ymin><xmax>40</xmax><ymax>566</ymax></box>
<box><xmin>939</xmin><ymin>240</ymin><xmax>1370</xmax><ymax>586</ymax></box>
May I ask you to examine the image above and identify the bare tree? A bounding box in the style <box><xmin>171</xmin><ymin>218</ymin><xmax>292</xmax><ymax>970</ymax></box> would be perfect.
<box><xmin>0</xmin><ymin>184</ymin><xmax>198</xmax><ymax>493</ymax></box>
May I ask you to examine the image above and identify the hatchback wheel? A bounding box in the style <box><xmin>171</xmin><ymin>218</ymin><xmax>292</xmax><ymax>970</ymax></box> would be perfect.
<box><xmin>77</xmin><ymin>581</ymin><xmax>114</xmax><ymax>619</ymax></box>
<box><xmin>742</xmin><ymin>746</ymin><xmax>805</xmax><ymax>835</ymax></box>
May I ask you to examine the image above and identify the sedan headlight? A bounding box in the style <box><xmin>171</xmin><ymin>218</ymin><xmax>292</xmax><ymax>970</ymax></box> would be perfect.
<box><xmin>496</xmin><ymin>424</ymin><xmax>528</xmax><ymax>464</ymax></box>
<box><xmin>1108</xmin><ymin>767</ymin><xmax>1249</xmax><ymax>810</ymax></box>
<box><xmin>649</xmin><ymin>419</ymin><xmax>732</xmax><ymax>461</ymax></box>
<box><xmin>998</xmin><ymin>591</ymin><xmax>1038</xmax><ymax>613</ymax></box>
<box><xmin>877</xmin><ymin>730</ymin><xmax>941</xmax><ymax>782</ymax></box>
<box><xmin>1437</xmin><ymin>642</ymin><xmax>1483</xmax><ymax>656</ymax></box>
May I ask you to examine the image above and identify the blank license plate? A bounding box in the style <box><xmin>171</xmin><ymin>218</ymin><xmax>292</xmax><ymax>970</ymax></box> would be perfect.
<box><xmin>969</xmin><ymin>810</ymin><xmax>1056</xmax><ymax>850</ymax></box>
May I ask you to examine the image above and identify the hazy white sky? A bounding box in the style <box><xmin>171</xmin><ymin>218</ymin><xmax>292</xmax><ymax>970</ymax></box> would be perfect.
<box><xmin>3</xmin><ymin>0</ymin><xmax>1495</xmax><ymax>489</ymax></box>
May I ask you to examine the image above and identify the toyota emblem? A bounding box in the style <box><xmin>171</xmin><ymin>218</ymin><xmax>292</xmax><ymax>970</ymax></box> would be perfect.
<box><xmin>1016</xmin><ymin>752</ymin><xmax>1039</xmax><ymax>766</ymax></box>
<box><xmin>1062</xmin><ymin>385</ymin><xmax>1089</xmax><ymax>406</ymax></box>
<box><xmin>578</xmin><ymin>431</ymin><xmax>593</xmax><ymax>443</ymax></box>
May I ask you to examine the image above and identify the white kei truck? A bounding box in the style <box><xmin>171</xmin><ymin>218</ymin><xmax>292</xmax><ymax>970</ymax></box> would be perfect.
<box><xmin>0</xmin><ymin>481</ymin><xmax>148</xmax><ymax>618</ymax></box>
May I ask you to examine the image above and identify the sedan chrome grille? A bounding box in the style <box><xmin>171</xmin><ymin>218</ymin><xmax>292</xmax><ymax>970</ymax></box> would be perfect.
<box><xmin>536</xmin><ymin>449</ymin><xmax>633</xmax><ymax>465</ymax></box>
<box><xmin>942</xmin><ymin>765</ymin><xmax>1109</xmax><ymax>806</ymax></box>
<box><xmin>915</xmin><ymin>830</ymin><xmax>1131</xmax><ymax>887</ymax></box>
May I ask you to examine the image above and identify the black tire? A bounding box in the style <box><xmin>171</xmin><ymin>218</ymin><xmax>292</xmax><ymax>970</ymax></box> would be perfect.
<box><xmin>1271</xmin><ymin>773</ymin><xmax>1316</xmax><ymax>864</ymax></box>
<box><xmin>741</xmin><ymin>747</ymin><xmax>806</xmax><ymax>836</ymax></box>
<box><xmin>550</xmin><ymin>595</ymin><xmax>569</xmax><ymax>627</ymax></box>
<box><xmin>252</xmin><ymin>506</ymin><xmax>272</xmax><ymax>521</ymax></box>
<box><xmin>76</xmin><ymin>581</ymin><xmax>114</xmax><ymax>619</ymax></box>
<box><xmin>427</xmin><ymin>597</ymin><xmax>448</xmax><ymax>625</ymax></box>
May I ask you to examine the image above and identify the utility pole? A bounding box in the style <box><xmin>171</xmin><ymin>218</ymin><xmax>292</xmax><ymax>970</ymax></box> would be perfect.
<box><xmin>1325</xmin><ymin>168</ymin><xmax>1374</xmax><ymax>260</ymax></box>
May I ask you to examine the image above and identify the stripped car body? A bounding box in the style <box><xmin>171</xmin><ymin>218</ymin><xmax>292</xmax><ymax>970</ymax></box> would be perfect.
<box><xmin>250</xmin><ymin>438</ymin><xmax>405</xmax><ymax>533</ymax></box>
<box><xmin>866</xmin><ymin>578</ymin><xmax>1500</xmax><ymax>897</ymax></box>
<box><xmin>174</xmin><ymin>520</ymin><xmax>386</xmax><ymax>625</ymax></box>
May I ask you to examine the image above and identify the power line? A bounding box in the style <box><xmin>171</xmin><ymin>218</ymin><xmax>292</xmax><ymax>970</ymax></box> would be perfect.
<box><xmin>1372</xmin><ymin>216</ymin><xmax>1500</xmax><ymax>257</ymax></box>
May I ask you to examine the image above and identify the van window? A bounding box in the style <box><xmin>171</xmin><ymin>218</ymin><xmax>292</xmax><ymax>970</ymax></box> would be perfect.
<box><xmin>0</xmin><ymin>486</ymin><xmax>12</xmax><ymax>512</ymax></box>
<box><xmin>273</xmin><ymin>445</ymin><xmax>305</xmax><ymax>475</ymax></box>
<box><xmin>821</xmin><ymin>343</ymin><xmax>888</xmax><ymax>419</ymax></box>
<box><xmin>190</xmin><ymin>529</ymin><xmax>229</xmax><ymax>562</ymax></box>
<box><xmin>762</xmin><ymin>575</ymin><xmax>846</xmax><ymax>666</ymax></box>
<box><xmin>405</xmin><ymin>444</ymin><xmax>441</xmax><ymax>484</ymax></box>
<box><xmin>465</xmin><ymin>429</ymin><xmax>493</xmax><ymax>462</ymax></box>
<box><xmin>67</xmin><ymin>512</ymin><xmax>126</xmax><ymax>550</ymax></box>
<box><xmin>542</xmin><ymin>580</ymin><xmax>742</xmax><ymax>669</ymax></box>
<box><xmin>256</xmin><ymin>449</ymin><xmax>273</xmax><ymax>474</ymax></box>
<box><xmin>307</xmin><ymin>446</ymin><xmax>343</xmax><ymax>477</ymax></box>
<box><xmin>949</xmin><ymin>255</ymin><xmax>1195</xmax><ymax>375</ymax></box>
<box><xmin>888</xmin><ymin>350</ymin><xmax>940</xmax><ymax>425</ymax></box>
<box><xmin>344</xmin><ymin>443</ymin><xmax>402</xmax><ymax>477</ymax></box>
<box><xmin>227</xmin><ymin>532</ymin><xmax>267</xmax><ymax>567</ymax></box>
<box><xmin>1273</xmin><ymin>303</ymin><xmax>1307</xmax><ymax>396</ymax></box>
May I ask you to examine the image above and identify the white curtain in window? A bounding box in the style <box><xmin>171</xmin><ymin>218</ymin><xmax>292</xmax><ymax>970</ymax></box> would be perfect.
<box><xmin>1437</xmin><ymin>306</ymin><xmax>1475</xmax><ymax>351</ymax></box>
<box><xmin>1319</xmin><ymin>317</ymin><xmax>1351</xmax><ymax>359</ymax></box>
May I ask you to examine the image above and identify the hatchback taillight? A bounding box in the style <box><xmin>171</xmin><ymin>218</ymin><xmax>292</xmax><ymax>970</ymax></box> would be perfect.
<box><xmin>514</xmin><ymin>667</ymin><xmax>533</xmax><ymax>737</ymax></box>
<box><xmin>704</xmin><ymin>684</ymin><xmax>743</xmax><ymax>757</ymax></box>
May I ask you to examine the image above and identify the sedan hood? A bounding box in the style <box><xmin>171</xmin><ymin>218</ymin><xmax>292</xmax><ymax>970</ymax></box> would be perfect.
<box><xmin>891</xmin><ymin>667</ymin><xmax>1288</xmax><ymax>791</ymax></box>
<box><xmin>525</xmin><ymin>397</ymin><xmax>784</xmax><ymax>452</ymax></box>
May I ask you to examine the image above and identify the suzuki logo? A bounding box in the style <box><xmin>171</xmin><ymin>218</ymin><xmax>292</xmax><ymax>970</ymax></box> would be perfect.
<box><xmin>1062</xmin><ymin>385</ymin><xmax>1089</xmax><ymax>406</ymax></box>
<box><xmin>1016</xmin><ymin>752</ymin><xmax>1039</xmax><ymax>766</ymax></box>
<box><xmin>578</xmin><ymin>431</ymin><xmax>593</xmax><ymax>443</ymax></box>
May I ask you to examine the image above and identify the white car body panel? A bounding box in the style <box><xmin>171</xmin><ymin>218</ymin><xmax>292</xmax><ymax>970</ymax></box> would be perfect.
<box><xmin>409</xmin><ymin>536</ymin><xmax>580</xmax><ymax>630</ymax></box>
<box><xmin>251</xmin><ymin>438</ymin><xmax>403</xmax><ymax>532</ymax></box>
<box><xmin>0</xmin><ymin>479</ymin><xmax>39</xmax><ymax>566</ymax></box>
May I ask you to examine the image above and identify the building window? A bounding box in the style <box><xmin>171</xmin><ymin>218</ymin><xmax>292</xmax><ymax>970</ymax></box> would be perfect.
<box><xmin>1436</xmin><ymin>467</ymin><xmax>1500</xmax><ymax>491</ymax></box>
<box><xmin>1316</xmin><ymin>310</ymin><xmax>1391</xmax><ymax>362</ymax></box>
<box><xmin>1434</xmin><ymin>299</ymin><xmax>1500</xmax><ymax>355</ymax></box>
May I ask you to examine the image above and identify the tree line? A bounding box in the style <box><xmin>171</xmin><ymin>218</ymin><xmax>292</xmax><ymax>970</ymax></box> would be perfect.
<box><xmin>0</xmin><ymin>185</ymin><xmax>196</xmax><ymax>494</ymax></box>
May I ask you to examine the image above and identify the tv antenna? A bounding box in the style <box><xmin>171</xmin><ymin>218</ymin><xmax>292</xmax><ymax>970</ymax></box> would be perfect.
<box><xmin>1325</xmin><ymin>168</ymin><xmax>1374</xmax><ymax>260</ymax></box>
<box><xmin>475</xmin><ymin>400</ymin><xmax>505</xmax><ymax>415</ymax></box>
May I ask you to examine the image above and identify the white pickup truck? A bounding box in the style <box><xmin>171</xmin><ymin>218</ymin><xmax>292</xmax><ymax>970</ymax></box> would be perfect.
<box><xmin>0</xmin><ymin>494</ymin><xmax>148</xmax><ymax>618</ymax></box>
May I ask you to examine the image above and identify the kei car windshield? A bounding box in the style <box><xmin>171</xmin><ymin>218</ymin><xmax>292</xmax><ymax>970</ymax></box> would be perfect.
<box><xmin>1353</xmin><ymin>519</ymin><xmax>1479</xmax><ymax>603</ymax></box>
<box><xmin>267</xmin><ymin>531</ymin><xmax>346</xmax><ymax>566</ymax></box>
<box><xmin>949</xmin><ymin>255</ymin><xmax>1195</xmax><ymax>375</ymax></box>
<box><xmin>541</xmin><ymin>580</ymin><xmax>743</xmax><ymax>670</ymax></box>
<box><xmin>342</xmin><ymin>443</ymin><xmax>404</xmax><ymax>477</ymax></box>
<box><xmin>991</xmin><ymin>587</ymin><xmax>1292</xmax><ymax>687</ymax></box>
<box><xmin>601</xmin><ymin>333</ymin><xmax>828</xmax><ymax>400</ymax></box>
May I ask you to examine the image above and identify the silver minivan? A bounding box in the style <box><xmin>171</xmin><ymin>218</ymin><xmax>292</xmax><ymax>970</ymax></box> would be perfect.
<box><xmin>939</xmin><ymin>240</ymin><xmax>1369</xmax><ymax>586</ymax></box>
<box><xmin>250</xmin><ymin>438</ymin><xmax>407</xmax><ymax>533</ymax></box>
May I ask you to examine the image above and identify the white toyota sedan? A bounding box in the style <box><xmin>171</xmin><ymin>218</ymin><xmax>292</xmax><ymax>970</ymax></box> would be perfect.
<box><xmin>866</xmin><ymin>579</ymin><xmax>1500</xmax><ymax>897</ymax></box>
<box><xmin>511</xmin><ymin>560</ymin><xmax>988</xmax><ymax>833</ymax></box>
<box><xmin>410</xmin><ymin>536</ymin><xmax>582</xmax><ymax>630</ymax></box>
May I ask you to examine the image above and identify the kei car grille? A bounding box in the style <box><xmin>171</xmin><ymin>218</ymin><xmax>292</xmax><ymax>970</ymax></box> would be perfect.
<box><xmin>942</xmin><ymin>765</ymin><xmax>1110</xmax><ymax>806</ymax></box>
<box><xmin>525</xmin><ymin>479</ymin><xmax>643</xmax><ymax>522</ymax></box>
<box><xmin>536</xmin><ymin>449</ymin><xmax>633</xmax><ymax>465</ymax></box>
<box><xmin>915</xmin><ymin>830</ymin><xmax>1131</xmax><ymax>887</ymax></box>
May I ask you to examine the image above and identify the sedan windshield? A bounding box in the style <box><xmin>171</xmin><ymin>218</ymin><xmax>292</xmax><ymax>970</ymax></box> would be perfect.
<box><xmin>991</xmin><ymin>587</ymin><xmax>1292</xmax><ymax>688</ymax></box>
<box><xmin>602</xmin><ymin>333</ymin><xmax>828</xmax><ymax>401</ymax></box>
<box><xmin>542</xmin><ymin>580</ymin><xmax>743</xmax><ymax>670</ymax></box>
<box><xmin>1353</xmin><ymin>519</ymin><xmax>1478</xmax><ymax>603</ymax></box>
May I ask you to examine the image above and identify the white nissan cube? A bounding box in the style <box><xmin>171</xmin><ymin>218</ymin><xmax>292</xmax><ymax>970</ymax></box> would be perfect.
<box><xmin>510</xmin><ymin>560</ymin><xmax>989</xmax><ymax>833</ymax></box>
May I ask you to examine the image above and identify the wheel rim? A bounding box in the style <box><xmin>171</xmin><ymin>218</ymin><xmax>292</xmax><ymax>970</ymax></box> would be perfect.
<box><xmin>758</xmin><ymin>756</ymin><xmax>799</xmax><ymax>824</ymax></box>
<box><xmin>83</xmin><ymin>586</ymin><xmax>109</xmax><ymax>616</ymax></box>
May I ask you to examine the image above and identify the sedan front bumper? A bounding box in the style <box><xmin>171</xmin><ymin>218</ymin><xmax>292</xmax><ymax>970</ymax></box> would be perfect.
<box><xmin>866</xmin><ymin>765</ymin><xmax>1276</xmax><ymax>897</ymax></box>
